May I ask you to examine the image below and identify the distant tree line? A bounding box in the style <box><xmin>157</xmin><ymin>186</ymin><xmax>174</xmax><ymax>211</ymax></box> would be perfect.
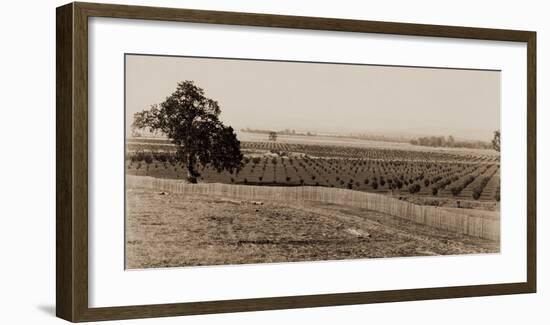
<box><xmin>241</xmin><ymin>128</ymin><xmax>317</xmax><ymax>137</ymax></box>
<box><xmin>242</xmin><ymin>128</ymin><xmax>409</xmax><ymax>142</ymax></box>
<box><xmin>409</xmin><ymin>135</ymin><xmax>493</xmax><ymax>150</ymax></box>
<box><xmin>331</xmin><ymin>133</ymin><xmax>408</xmax><ymax>143</ymax></box>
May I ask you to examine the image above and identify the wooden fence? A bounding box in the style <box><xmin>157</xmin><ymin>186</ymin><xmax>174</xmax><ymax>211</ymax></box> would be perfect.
<box><xmin>127</xmin><ymin>175</ymin><xmax>499</xmax><ymax>241</ymax></box>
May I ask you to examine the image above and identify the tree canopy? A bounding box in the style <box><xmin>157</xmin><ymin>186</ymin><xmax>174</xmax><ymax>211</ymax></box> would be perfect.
<box><xmin>132</xmin><ymin>81</ymin><xmax>243</xmax><ymax>183</ymax></box>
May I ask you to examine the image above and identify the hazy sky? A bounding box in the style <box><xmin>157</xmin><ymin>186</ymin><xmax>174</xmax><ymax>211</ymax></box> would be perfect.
<box><xmin>125</xmin><ymin>54</ymin><xmax>500</xmax><ymax>141</ymax></box>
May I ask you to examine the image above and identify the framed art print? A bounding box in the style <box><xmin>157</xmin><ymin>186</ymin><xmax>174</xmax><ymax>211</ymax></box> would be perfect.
<box><xmin>56</xmin><ymin>2</ymin><xmax>536</xmax><ymax>322</ymax></box>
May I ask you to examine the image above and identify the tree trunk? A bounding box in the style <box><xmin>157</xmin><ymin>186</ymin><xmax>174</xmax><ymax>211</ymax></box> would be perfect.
<box><xmin>186</xmin><ymin>170</ymin><xmax>197</xmax><ymax>183</ymax></box>
<box><xmin>185</xmin><ymin>153</ymin><xmax>200</xmax><ymax>183</ymax></box>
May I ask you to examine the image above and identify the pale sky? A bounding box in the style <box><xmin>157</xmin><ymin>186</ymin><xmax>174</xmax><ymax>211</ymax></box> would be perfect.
<box><xmin>125</xmin><ymin>54</ymin><xmax>500</xmax><ymax>141</ymax></box>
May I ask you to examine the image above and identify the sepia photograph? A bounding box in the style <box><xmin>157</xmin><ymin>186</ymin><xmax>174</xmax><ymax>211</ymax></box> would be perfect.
<box><xmin>124</xmin><ymin>54</ymin><xmax>501</xmax><ymax>269</ymax></box>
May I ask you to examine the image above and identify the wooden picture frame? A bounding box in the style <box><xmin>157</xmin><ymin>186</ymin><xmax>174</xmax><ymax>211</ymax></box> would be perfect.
<box><xmin>56</xmin><ymin>2</ymin><xmax>536</xmax><ymax>322</ymax></box>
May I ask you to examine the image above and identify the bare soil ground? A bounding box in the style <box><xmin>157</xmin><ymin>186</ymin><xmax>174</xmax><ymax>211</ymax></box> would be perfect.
<box><xmin>126</xmin><ymin>186</ymin><xmax>499</xmax><ymax>269</ymax></box>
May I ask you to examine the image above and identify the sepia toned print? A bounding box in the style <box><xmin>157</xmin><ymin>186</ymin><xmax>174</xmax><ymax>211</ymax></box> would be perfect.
<box><xmin>125</xmin><ymin>54</ymin><xmax>500</xmax><ymax>269</ymax></box>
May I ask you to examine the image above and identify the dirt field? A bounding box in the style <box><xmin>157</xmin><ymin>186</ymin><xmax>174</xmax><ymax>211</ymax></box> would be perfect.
<box><xmin>126</xmin><ymin>186</ymin><xmax>498</xmax><ymax>269</ymax></box>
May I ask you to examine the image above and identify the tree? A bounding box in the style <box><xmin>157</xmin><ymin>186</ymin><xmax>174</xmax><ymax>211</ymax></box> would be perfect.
<box><xmin>132</xmin><ymin>81</ymin><xmax>243</xmax><ymax>183</ymax></box>
<box><xmin>492</xmin><ymin>130</ymin><xmax>500</xmax><ymax>152</ymax></box>
<box><xmin>130</xmin><ymin>125</ymin><xmax>141</xmax><ymax>138</ymax></box>
<box><xmin>268</xmin><ymin>131</ymin><xmax>278</xmax><ymax>142</ymax></box>
<box><xmin>447</xmin><ymin>135</ymin><xmax>455</xmax><ymax>147</ymax></box>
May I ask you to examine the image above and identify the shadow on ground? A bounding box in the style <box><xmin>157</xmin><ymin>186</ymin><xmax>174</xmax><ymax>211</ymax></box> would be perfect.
<box><xmin>36</xmin><ymin>304</ymin><xmax>55</xmax><ymax>316</ymax></box>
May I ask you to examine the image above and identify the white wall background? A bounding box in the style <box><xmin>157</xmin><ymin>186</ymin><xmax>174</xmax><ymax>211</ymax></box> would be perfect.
<box><xmin>0</xmin><ymin>0</ymin><xmax>546</xmax><ymax>324</ymax></box>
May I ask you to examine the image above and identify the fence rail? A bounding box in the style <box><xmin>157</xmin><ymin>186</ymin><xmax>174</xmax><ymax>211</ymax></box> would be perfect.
<box><xmin>127</xmin><ymin>175</ymin><xmax>499</xmax><ymax>241</ymax></box>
